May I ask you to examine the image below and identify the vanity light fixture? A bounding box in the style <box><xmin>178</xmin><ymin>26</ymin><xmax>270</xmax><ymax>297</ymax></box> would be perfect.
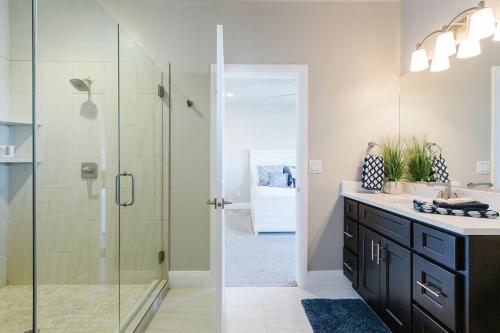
<box><xmin>493</xmin><ymin>22</ymin><xmax>500</xmax><ymax>41</ymax></box>
<box><xmin>410</xmin><ymin>48</ymin><xmax>429</xmax><ymax>72</ymax></box>
<box><xmin>409</xmin><ymin>1</ymin><xmax>497</xmax><ymax>73</ymax></box>
<box><xmin>430</xmin><ymin>52</ymin><xmax>450</xmax><ymax>72</ymax></box>
<box><xmin>435</xmin><ymin>30</ymin><xmax>457</xmax><ymax>57</ymax></box>
<box><xmin>469</xmin><ymin>4</ymin><xmax>496</xmax><ymax>39</ymax></box>
<box><xmin>457</xmin><ymin>37</ymin><xmax>481</xmax><ymax>59</ymax></box>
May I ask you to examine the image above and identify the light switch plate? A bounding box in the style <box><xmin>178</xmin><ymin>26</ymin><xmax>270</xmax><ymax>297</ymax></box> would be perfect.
<box><xmin>476</xmin><ymin>161</ymin><xmax>491</xmax><ymax>175</ymax></box>
<box><xmin>309</xmin><ymin>160</ymin><xmax>322</xmax><ymax>174</ymax></box>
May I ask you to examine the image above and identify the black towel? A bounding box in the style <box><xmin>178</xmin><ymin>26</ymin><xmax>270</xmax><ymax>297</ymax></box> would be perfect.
<box><xmin>433</xmin><ymin>200</ymin><xmax>489</xmax><ymax>211</ymax></box>
<box><xmin>362</xmin><ymin>153</ymin><xmax>384</xmax><ymax>191</ymax></box>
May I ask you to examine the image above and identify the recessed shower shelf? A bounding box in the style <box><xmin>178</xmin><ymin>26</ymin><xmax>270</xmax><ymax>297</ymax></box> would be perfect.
<box><xmin>0</xmin><ymin>157</ymin><xmax>41</xmax><ymax>164</ymax></box>
<box><xmin>0</xmin><ymin>117</ymin><xmax>42</xmax><ymax>127</ymax></box>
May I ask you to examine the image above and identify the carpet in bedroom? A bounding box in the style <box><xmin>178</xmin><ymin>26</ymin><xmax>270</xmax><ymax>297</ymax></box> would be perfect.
<box><xmin>224</xmin><ymin>209</ymin><xmax>296</xmax><ymax>287</ymax></box>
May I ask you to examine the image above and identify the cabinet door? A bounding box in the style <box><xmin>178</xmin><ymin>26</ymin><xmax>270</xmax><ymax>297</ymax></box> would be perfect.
<box><xmin>380</xmin><ymin>236</ymin><xmax>411</xmax><ymax>333</ymax></box>
<box><xmin>358</xmin><ymin>225</ymin><xmax>381</xmax><ymax>310</ymax></box>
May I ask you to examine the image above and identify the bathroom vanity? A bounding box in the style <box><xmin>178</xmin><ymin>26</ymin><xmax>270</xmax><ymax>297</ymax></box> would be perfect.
<box><xmin>341</xmin><ymin>187</ymin><xmax>500</xmax><ymax>333</ymax></box>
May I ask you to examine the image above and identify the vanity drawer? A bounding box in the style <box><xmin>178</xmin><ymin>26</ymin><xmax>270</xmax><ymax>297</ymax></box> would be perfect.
<box><xmin>345</xmin><ymin>198</ymin><xmax>359</xmax><ymax>221</ymax></box>
<box><xmin>344</xmin><ymin>218</ymin><xmax>358</xmax><ymax>254</ymax></box>
<box><xmin>359</xmin><ymin>204</ymin><xmax>411</xmax><ymax>247</ymax></box>
<box><xmin>413</xmin><ymin>254</ymin><xmax>458</xmax><ymax>332</ymax></box>
<box><xmin>343</xmin><ymin>247</ymin><xmax>358</xmax><ymax>289</ymax></box>
<box><xmin>412</xmin><ymin>304</ymin><xmax>449</xmax><ymax>333</ymax></box>
<box><xmin>414</xmin><ymin>223</ymin><xmax>461</xmax><ymax>270</ymax></box>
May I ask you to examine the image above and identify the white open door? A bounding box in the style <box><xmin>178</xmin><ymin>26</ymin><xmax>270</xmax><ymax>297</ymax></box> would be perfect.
<box><xmin>210</xmin><ymin>24</ymin><xmax>226</xmax><ymax>333</ymax></box>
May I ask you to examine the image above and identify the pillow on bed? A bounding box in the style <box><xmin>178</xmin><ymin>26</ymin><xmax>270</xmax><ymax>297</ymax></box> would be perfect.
<box><xmin>269</xmin><ymin>173</ymin><xmax>289</xmax><ymax>187</ymax></box>
<box><xmin>283</xmin><ymin>166</ymin><xmax>297</xmax><ymax>188</ymax></box>
<box><xmin>258</xmin><ymin>165</ymin><xmax>284</xmax><ymax>186</ymax></box>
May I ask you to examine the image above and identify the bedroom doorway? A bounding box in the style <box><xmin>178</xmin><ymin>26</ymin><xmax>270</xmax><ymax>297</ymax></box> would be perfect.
<box><xmin>222</xmin><ymin>65</ymin><xmax>308</xmax><ymax>288</ymax></box>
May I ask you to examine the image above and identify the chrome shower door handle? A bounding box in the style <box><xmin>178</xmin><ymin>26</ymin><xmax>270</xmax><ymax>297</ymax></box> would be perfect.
<box><xmin>115</xmin><ymin>172</ymin><xmax>135</xmax><ymax>207</ymax></box>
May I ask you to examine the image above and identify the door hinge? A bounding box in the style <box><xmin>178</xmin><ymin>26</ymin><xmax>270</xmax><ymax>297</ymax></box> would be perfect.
<box><xmin>158</xmin><ymin>84</ymin><xmax>165</xmax><ymax>98</ymax></box>
<box><xmin>158</xmin><ymin>250</ymin><xmax>166</xmax><ymax>264</ymax></box>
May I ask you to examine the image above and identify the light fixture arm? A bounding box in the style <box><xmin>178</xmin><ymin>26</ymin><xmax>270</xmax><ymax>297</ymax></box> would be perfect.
<box><xmin>445</xmin><ymin>3</ymin><xmax>483</xmax><ymax>29</ymax></box>
<box><xmin>415</xmin><ymin>1</ymin><xmax>486</xmax><ymax>50</ymax></box>
<box><xmin>416</xmin><ymin>29</ymin><xmax>442</xmax><ymax>49</ymax></box>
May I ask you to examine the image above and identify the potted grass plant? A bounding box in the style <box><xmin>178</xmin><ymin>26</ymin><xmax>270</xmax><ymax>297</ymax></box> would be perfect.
<box><xmin>380</xmin><ymin>137</ymin><xmax>405</xmax><ymax>194</ymax></box>
<box><xmin>405</xmin><ymin>136</ymin><xmax>433</xmax><ymax>183</ymax></box>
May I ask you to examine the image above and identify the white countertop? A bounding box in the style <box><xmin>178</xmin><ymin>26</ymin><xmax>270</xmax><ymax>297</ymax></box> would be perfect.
<box><xmin>341</xmin><ymin>186</ymin><xmax>500</xmax><ymax>236</ymax></box>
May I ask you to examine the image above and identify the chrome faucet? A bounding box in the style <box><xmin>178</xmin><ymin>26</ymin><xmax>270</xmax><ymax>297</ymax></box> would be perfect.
<box><xmin>427</xmin><ymin>182</ymin><xmax>453</xmax><ymax>199</ymax></box>
<box><xmin>467</xmin><ymin>182</ymin><xmax>494</xmax><ymax>188</ymax></box>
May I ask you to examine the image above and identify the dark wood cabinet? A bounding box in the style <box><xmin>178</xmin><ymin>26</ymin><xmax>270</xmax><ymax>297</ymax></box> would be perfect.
<box><xmin>380</xmin><ymin>236</ymin><xmax>411</xmax><ymax>333</ymax></box>
<box><xmin>412</xmin><ymin>305</ymin><xmax>449</xmax><ymax>333</ymax></box>
<box><xmin>344</xmin><ymin>218</ymin><xmax>358</xmax><ymax>254</ymax></box>
<box><xmin>359</xmin><ymin>203</ymin><xmax>411</xmax><ymax>247</ymax></box>
<box><xmin>343</xmin><ymin>247</ymin><xmax>358</xmax><ymax>289</ymax></box>
<box><xmin>343</xmin><ymin>197</ymin><xmax>500</xmax><ymax>333</ymax></box>
<box><xmin>357</xmin><ymin>225</ymin><xmax>411</xmax><ymax>332</ymax></box>
<box><xmin>358</xmin><ymin>225</ymin><xmax>381</xmax><ymax>309</ymax></box>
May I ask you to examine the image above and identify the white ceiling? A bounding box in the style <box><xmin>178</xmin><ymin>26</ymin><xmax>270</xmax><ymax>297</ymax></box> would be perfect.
<box><xmin>225</xmin><ymin>77</ymin><xmax>297</xmax><ymax>106</ymax></box>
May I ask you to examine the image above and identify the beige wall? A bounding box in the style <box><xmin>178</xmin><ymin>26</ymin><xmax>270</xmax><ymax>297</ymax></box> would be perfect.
<box><xmin>101</xmin><ymin>0</ymin><xmax>401</xmax><ymax>271</ymax></box>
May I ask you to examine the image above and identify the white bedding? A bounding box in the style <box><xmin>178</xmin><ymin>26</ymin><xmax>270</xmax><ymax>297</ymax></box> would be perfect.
<box><xmin>252</xmin><ymin>185</ymin><xmax>296</xmax><ymax>198</ymax></box>
<box><xmin>249</xmin><ymin>149</ymin><xmax>297</xmax><ymax>234</ymax></box>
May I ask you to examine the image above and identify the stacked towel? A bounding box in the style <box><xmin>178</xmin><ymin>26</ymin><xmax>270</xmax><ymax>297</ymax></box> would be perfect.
<box><xmin>413</xmin><ymin>200</ymin><xmax>499</xmax><ymax>219</ymax></box>
<box><xmin>361</xmin><ymin>153</ymin><xmax>384</xmax><ymax>191</ymax></box>
<box><xmin>433</xmin><ymin>199</ymin><xmax>490</xmax><ymax>211</ymax></box>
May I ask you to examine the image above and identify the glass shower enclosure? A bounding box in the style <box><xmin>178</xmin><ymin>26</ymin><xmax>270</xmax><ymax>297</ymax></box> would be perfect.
<box><xmin>0</xmin><ymin>0</ymin><xmax>169</xmax><ymax>332</ymax></box>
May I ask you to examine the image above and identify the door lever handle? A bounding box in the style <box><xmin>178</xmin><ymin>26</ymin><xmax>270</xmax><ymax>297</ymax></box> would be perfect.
<box><xmin>207</xmin><ymin>198</ymin><xmax>218</xmax><ymax>209</ymax></box>
<box><xmin>218</xmin><ymin>198</ymin><xmax>233</xmax><ymax>209</ymax></box>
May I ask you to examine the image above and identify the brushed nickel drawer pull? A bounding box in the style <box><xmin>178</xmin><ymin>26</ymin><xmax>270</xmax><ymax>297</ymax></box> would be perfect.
<box><xmin>344</xmin><ymin>231</ymin><xmax>354</xmax><ymax>239</ymax></box>
<box><xmin>343</xmin><ymin>262</ymin><xmax>354</xmax><ymax>272</ymax></box>
<box><xmin>416</xmin><ymin>281</ymin><xmax>442</xmax><ymax>298</ymax></box>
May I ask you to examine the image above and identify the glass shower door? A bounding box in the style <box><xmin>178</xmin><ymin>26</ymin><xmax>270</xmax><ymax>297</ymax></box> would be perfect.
<box><xmin>35</xmin><ymin>0</ymin><xmax>121</xmax><ymax>331</ymax></box>
<box><xmin>117</xmin><ymin>26</ymin><xmax>165</xmax><ymax>327</ymax></box>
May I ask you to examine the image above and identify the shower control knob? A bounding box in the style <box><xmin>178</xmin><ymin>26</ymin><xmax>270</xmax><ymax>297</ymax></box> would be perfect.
<box><xmin>82</xmin><ymin>166</ymin><xmax>94</xmax><ymax>173</ymax></box>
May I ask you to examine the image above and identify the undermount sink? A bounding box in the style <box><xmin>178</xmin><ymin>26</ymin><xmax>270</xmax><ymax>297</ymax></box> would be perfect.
<box><xmin>384</xmin><ymin>197</ymin><xmax>414</xmax><ymax>204</ymax></box>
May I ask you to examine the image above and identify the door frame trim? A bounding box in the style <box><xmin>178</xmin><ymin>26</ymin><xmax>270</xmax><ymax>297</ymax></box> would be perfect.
<box><xmin>210</xmin><ymin>64</ymin><xmax>309</xmax><ymax>288</ymax></box>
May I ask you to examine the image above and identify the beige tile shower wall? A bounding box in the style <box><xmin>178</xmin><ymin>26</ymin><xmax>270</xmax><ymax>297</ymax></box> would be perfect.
<box><xmin>4</xmin><ymin>58</ymin><xmax>165</xmax><ymax>285</ymax></box>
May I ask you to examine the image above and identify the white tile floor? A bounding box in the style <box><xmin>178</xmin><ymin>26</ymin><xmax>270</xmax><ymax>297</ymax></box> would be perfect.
<box><xmin>147</xmin><ymin>277</ymin><xmax>360</xmax><ymax>333</ymax></box>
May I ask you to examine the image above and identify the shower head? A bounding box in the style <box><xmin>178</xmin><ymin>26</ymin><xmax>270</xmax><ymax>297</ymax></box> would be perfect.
<box><xmin>69</xmin><ymin>78</ymin><xmax>91</xmax><ymax>92</ymax></box>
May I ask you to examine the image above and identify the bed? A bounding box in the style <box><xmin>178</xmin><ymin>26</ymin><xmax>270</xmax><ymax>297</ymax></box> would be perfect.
<box><xmin>249</xmin><ymin>149</ymin><xmax>297</xmax><ymax>234</ymax></box>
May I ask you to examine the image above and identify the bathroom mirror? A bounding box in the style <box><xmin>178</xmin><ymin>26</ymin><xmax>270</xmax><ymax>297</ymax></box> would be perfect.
<box><xmin>400</xmin><ymin>37</ymin><xmax>500</xmax><ymax>189</ymax></box>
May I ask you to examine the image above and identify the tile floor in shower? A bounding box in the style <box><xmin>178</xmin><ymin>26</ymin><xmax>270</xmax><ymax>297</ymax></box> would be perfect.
<box><xmin>0</xmin><ymin>283</ymin><xmax>149</xmax><ymax>333</ymax></box>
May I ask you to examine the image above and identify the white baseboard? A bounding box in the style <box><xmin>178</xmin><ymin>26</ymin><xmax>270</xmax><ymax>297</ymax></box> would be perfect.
<box><xmin>305</xmin><ymin>270</ymin><xmax>352</xmax><ymax>288</ymax></box>
<box><xmin>225</xmin><ymin>202</ymin><xmax>251</xmax><ymax>210</ymax></box>
<box><xmin>168</xmin><ymin>271</ymin><xmax>214</xmax><ymax>288</ymax></box>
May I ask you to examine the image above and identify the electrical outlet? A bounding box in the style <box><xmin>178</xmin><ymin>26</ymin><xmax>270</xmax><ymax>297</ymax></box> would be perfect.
<box><xmin>309</xmin><ymin>160</ymin><xmax>322</xmax><ymax>174</ymax></box>
<box><xmin>476</xmin><ymin>161</ymin><xmax>491</xmax><ymax>175</ymax></box>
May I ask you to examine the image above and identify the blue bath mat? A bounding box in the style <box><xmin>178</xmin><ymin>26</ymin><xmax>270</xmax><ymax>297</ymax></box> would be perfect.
<box><xmin>301</xmin><ymin>299</ymin><xmax>389</xmax><ymax>333</ymax></box>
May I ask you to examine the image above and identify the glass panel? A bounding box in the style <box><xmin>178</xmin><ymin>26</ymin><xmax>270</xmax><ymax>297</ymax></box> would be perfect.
<box><xmin>35</xmin><ymin>0</ymin><xmax>120</xmax><ymax>331</ymax></box>
<box><xmin>0</xmin><ymin>1</ymin><xmax>34</xmax><ymax>332</ymax></box>
<box><xmin>117</xmin><ymin>26</ymin><xmax>165</xmax><ymax>327</ymax></box>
